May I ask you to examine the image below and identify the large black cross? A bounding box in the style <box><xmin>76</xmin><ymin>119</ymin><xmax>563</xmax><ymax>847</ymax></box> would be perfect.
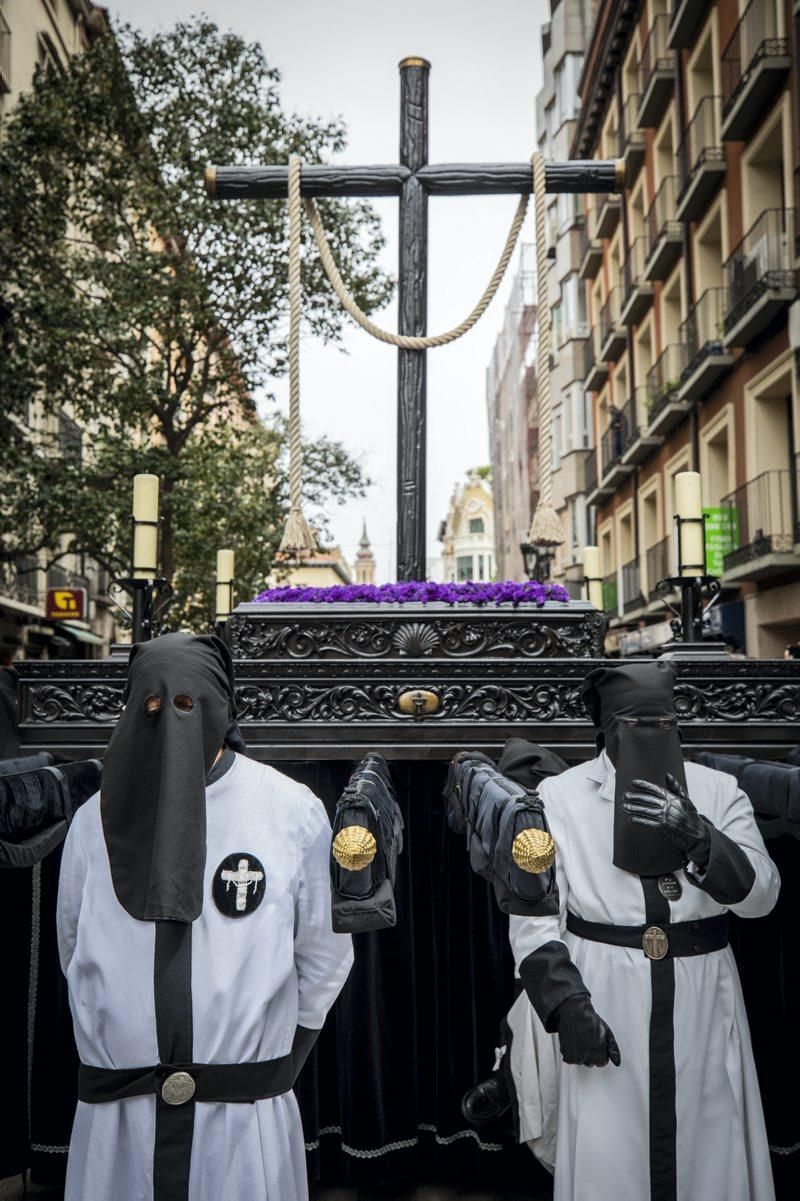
<box><xmin>206</xmin><ymin>57</ymin><xmax>623</xmax><ymax>581</ymax></box>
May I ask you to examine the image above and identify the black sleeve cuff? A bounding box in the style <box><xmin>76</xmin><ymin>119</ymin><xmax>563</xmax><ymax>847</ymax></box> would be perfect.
<box><xmin>291</xmin><ymin>1025</ymin><xmax>320</xmax><ymax>1077</ymax></box>
<box><xmin>686</xmin><ymin>822</ymin><xmax>756</xmax><ymax>906</ymax></box>
<box><xmin>518</xmin><ymin>941</ymin><xmax>590</xmax><ymax>1032</ymax></box>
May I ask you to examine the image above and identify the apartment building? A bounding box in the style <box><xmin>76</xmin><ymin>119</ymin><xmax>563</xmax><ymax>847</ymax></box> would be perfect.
<box><xmin>0</xmin><ymin>0</ymin><xmax>112</xmax><ymax>660</ymax></box>
<box><xmin>437</xmin><ymin>470</ymin><xmax>496</xmax><ymax>584</ymax></box>
<box><xmin>536</xmin><ymin>0</ymin><xmax>596</xmax><ymax>598</ymax></box>
<box><xmin>578</xmin><ymin>0</ymin><xmax>800</xmax><ymax>656</ymax></box>
<box><xmin>486</xmin><ymin>244</ymin><xmax>538</xmax><ymax>581</ymax></box>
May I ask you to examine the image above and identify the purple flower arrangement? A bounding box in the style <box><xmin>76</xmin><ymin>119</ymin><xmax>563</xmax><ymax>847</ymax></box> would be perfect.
<box><xmin>253</xmin><ymin>580</ymin><xmax>570</xmax><ymax>606</ymax></box>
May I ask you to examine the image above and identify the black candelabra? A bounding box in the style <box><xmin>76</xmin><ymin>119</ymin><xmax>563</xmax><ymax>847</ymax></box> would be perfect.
<box><xmin>109</xmin><ymin>515</ymin><xmax>173</xmax><ymax>644</ymax></box>
<box><xmin>656</xmin><ymin>513</ymin><xmax>727</xmax><ymax>659</ymax></box>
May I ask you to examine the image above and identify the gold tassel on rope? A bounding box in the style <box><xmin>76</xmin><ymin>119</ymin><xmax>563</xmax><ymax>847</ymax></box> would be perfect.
<box><xmin>279</xmin><ymin>154</ymin><xmax>318</xmax><ymax>557</ymax></box>
<box><xmin>528</xmin><ymin>152</ymin><xmax>565</xmax><ymax>551</ymax></box>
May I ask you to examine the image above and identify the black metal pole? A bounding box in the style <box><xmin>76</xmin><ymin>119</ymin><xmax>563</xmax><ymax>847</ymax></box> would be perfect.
<box><xmin>397</xmin><ymin>57</ymin><xmax>429</xmax><ymax>581</ymax></box>
<box><xmin>132</xmin><ymin>584</ymin><xmax>147</xmax><ymax>644</ymax></box>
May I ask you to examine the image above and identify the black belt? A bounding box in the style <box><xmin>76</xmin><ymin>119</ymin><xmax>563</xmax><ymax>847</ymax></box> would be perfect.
<box><xmin>566</xmin><ymin>911</ymin><xmax>729</xmax><ymax>961</ymax></box>
<box><xmin>78</xmin><ymin>1052</ymin><xmax>296</xmax><ymax>1107</ymax></box>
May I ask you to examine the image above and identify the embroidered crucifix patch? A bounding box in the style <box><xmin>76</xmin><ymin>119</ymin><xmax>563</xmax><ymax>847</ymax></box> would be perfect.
<box><xmin>212</xmin><ymin>853</ymin><xmax>266</xmax><ymax>918</ymax></box>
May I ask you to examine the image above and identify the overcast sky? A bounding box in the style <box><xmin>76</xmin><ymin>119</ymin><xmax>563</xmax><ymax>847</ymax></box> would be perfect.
<box><xmin>106</xmin><ymin>0</ymin><xmax>548</xmax><ymax>581</ymax></box>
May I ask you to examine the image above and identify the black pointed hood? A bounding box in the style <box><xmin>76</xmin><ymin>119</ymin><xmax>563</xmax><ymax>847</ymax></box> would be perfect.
<box><xmin>582</xmin><ymin>661</ymin><xmax>685</xmax><ymax>877</ymax></box>
<box><xmin>101</xmin><ymin>633</ymin><xmax>243</xmax><ymax>922</ymax></box>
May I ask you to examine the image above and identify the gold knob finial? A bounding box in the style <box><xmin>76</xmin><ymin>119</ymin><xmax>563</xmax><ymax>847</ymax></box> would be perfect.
<box><xmin>332</xmin><ymin>825</ymin><xmax>378</xmax><ymax>871</ymax></box>
<box><xmin>399</xmin><ymin>56</ymin><xmax>431</xmax><ymax>70</ymax></box>
<box><xmin>614</xmin><ymin>158</ymin><xmax>627</xmax><ymax>193</ymax></box>
<box><xmin>204</xmin><ymin>166</ymin><xmax>217</xmax><ymax>197</ymax></box>
<box><xmin>512</xmin><ymin>828</ymin><xmax>556</xmax><ymax>874</ymax></box>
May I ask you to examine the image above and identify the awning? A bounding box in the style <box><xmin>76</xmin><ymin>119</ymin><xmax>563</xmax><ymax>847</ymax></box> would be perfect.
<box><xmin>60</xmin><ymin>622</ymin><xmax>105</xmax><ymax>647</ymax></box>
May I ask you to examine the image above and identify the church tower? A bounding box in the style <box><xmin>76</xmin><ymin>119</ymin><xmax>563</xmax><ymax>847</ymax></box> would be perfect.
<box><xmin>354</xmin><ymin>520</ymin><xmax>376</xmax><ymax>585</ymax></box>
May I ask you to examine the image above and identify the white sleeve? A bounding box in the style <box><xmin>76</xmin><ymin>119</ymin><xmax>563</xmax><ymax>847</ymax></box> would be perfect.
<box><xmin>294</xmin><ymin>791</ymin><xmax>354</xmax><ymax>1030</ymax></box>
<box><xmin>56</xmin><ymin>807</ymin><xmax>89</xmax><ymax>976</ymax></box>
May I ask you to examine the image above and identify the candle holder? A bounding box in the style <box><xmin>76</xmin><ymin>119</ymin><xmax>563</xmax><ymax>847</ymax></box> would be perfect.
<box><xmin>214</xmin><ymin>577</ymin><xmax>235</xmax><ymax>634</ymax></box>
<box><xmin>652</xmin><ymin>510</ymin><xmax>730</xmax><ymax>659</ymax></box>
<box><xmin>583</xmin><ymin>573</ymin><xmax>604</xmax><ymax>611</ymax></box>
<box><xmin>108</xmin><ymin>516</ymin><xmax>173</xmax><ymax>644</ymax></box>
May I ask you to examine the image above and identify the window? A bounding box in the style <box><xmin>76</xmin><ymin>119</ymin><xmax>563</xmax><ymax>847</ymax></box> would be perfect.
<box><xmin>554</xmin><ymin>54</ymin><xmax>582</xmax><ymax>127</ymax></box>
<box><xmin>456</xmin><ymin>555</ymin><xmax>473</xmax><ymax>581</ymax></box>
<box><xmin>477</xmin><ymin>554</ymin><xmax>485</xmax><ymax>580</ymax></box>
<box><xmin>468</xmin><ymin>517</ymin><xmax>484</xmax><ymax>534</ymax></box>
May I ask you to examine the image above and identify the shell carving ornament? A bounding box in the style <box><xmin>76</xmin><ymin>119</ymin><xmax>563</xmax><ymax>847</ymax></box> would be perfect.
<box><xmin>391</xmin><ymin>623</ymin><xmax>441</xmax><ymax>657</ymax></box>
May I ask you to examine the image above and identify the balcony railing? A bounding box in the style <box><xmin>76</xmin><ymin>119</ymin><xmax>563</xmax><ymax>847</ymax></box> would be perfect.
<box><xmin>646</xmin><ymin>176</ymin><xmax>682</xmax><ymax>268</ymax></box>
<box><xmin>0</xmin><ymin>13</ymin><xmax>10</xmax><ymax>94</ymax></box>
<box><xmin>621</xmin><ymin>235</ymin><xmax>654</xmax><ymax>324</ymax></box>
<box><xmin>0</xmin><ymin>555</ymin><xmax>42</xmax><ymax>609</ymax></box>
<box><xmin>599</xmin><ymin>286</ymin><xmax>624</xmax><ymax>359</ymax></box>
<box><xmin>722</xmin><ymin>0</ymin><xmax>790</xmax><ymax>124</ymax></box>
<box><xmin>622</xmin><ymin>558</ymin><xmax>643</xmax><ymax>613</ymax></box>
<box><xmin>680</xmin><ymin>287</ymin><xmax>726</xmax><ymax>375</ymax></box>
<box><xmin>602</xmin><ymin>571</ymin><xmax>618</xmax><ymax>616</ymax></box>
<box><xmin>585</xmin><ymin>446</ymin><xmax>598</xmax><ymax>496</ymax></box>
<box><xmin>638</xmin><ymin>14</ymin><xmax>673</xmax><ymax>126</ymax></box>
<box><xmin>601</xmin><ymin>420</ymin><xmax>627</xmax><ymax>476</ymax></box>
<box><xmin>677</xmin><ymin>96</ymin><xmax>724</xmax><ymax>221</ymax></box>
<box><xmin>720</xmin><ymin>468</ymin><xmax>797</xmax><ymax>572</ymax></box>
<box><xmin>618</xmin><ymin>94</ymin><xmax>646</xmax><ymax>173</ymax></box>
<box><xmin>646</xmin><ymin>344</ymin><xmax>684</xmax><ymax>419</ymax></box>
<box><xmin>47</xmin><ymin>564</ymin><xmax>90</xmax><ymax>594</ymax></box>
<box><xmin>723</xmin><ymin>208</ymin><xmax>797</xmax><ymax>338</ymax></box>
<box><xmin>646</xmin><ymin>535</ymin><xmax>672</xmax><ymax>600</ymax></box>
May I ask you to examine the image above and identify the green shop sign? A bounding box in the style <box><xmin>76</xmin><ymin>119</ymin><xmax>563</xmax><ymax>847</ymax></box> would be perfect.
<box><xmin>703</xmin><ymin>507</ymin><xmax>739</xmax><ymax>577</ymax></box>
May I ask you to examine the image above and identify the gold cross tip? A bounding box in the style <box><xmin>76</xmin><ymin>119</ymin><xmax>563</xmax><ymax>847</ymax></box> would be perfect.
<box><xmin>399</xmin><ymin>56</ymin><xmax>431</xmax><ymax>70</ymax></box>
<box><xmin>332</xmin><ymin>825</ymin><xmax>378</xmax><ymax>871</ymax></box>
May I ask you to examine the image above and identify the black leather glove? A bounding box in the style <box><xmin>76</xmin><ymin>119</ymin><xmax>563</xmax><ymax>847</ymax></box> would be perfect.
<box><xmin>622</xmin><ymin>773</ymin><xmax>711</xmax><ymax>868</ymax></box>
<box><xmin>553</xmin><ymin>994</ymin><xmax>621</xmax><ymax>1068</ymax></box>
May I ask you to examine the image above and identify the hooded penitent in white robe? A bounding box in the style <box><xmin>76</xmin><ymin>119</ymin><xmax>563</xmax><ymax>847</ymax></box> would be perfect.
<box><xmin>57</xmin><ymin>752</ymin><xmax>353</xmax><ymax>1201</ymax></box>
<box><xmin>510</xmin><ymin>752</ymin><xmax>779</xmax><ymax>1201</ymax></box>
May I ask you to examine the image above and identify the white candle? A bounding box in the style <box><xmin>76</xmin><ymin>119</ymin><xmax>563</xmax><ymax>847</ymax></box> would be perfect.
<box><xmin>216</xmin><ymin>548</ymin><xmax>235</xmax><ymax>620</ymax></box>
<box><xmin>132</xmin><ymin>474</ymin><xmax>159</xmax><ymax>579</ymax></box>
<box><xmin>583</xmin><ymin>545</ymin><xmax>604</xmax><ymax>611</ymax></box>
<box><xmin>675</xmin><ymin>471</ymin><xmax>704</xmax><ymax>577</ymax></box>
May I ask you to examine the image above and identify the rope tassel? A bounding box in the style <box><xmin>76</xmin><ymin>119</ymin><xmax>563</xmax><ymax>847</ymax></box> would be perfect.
<box><xmin>279</xmin><ymin>154</ymin><xmax>318</xmax><ymax>558</ymax></box>
<box><xmin>528</xmin><ymin>152</ymin><xmax>565</xmax><ymax>552</ymax></box>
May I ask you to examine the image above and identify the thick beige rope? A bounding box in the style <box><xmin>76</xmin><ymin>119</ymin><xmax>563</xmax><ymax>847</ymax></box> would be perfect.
<box><xmin>527</xmin><ymin>152</ymin><xmax>564</xmax><ymax>548</ymax></box>
<box><xmin>279</xmin><ymin>154</ymin><xmax>317</xmax><ymax>557</ymax></box>
<box><xmin>303</xmin><ymin>178</ymin><xmax>530</xmax><ymax>350</ymax></box>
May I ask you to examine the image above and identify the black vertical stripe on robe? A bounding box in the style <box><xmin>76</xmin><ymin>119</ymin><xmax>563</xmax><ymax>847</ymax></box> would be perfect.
<box><xmin>639</xmin><ymin>877</ymin><xmax>677</xmax><ymax>1201</ymax></box>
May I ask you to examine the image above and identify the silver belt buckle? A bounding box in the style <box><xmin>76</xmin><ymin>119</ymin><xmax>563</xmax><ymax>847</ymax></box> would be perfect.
<box><xmin>161</xmin><ymin>1070</ymin><xmax>196</xmax><ymax>1106</ymax></box>
<box><xmin>643</xmin><ymin>925</ymin><xmax>669</xmax><ymax>960</ymax></box>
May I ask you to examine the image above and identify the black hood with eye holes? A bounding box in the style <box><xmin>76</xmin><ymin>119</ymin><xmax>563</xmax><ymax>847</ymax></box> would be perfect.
<box><xmin>101</xmin><ymin>632</ymin><xmax>242</xmax><ymax>923</ymax></box>
<box><xmin>582</xmin><ymin>661</ymin><xmax>685</xmax><ymax>877</ymax></box>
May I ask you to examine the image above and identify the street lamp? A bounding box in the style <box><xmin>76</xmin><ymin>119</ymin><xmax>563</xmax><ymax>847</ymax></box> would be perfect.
<box><xmin>520</xmin><ymin>541</ymin><xmax>554</xmax><ymax>582</ymax></box>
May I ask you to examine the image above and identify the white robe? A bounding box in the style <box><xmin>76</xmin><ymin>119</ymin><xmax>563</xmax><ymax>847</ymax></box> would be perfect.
<box><xmin>509</xmin><ymin>753</ymin><xmax>780</xmax><ymax>1201</ymax></box>
<box><xmin>56</xmin><ymin>752</ymin><xmax>354</xmax><ymax>1201</ymax></box>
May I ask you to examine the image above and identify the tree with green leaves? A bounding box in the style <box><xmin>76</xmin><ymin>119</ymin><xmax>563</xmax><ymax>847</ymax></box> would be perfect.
<box><xmin>0</xmin><ymin>18</ymin><xmax>392</xmax><ymax>626</ymax></box>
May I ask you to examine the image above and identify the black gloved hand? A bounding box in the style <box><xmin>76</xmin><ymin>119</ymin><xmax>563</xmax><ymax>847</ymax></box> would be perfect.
<box><xmin>622</xmin><ymin>773</ymin><xmax>711</xmax><ymax>868</ymax></box>
<box><xmin>554</xmin><ymin>994</ymin><xmax>621</xmax><ymax>1068</ymax></box>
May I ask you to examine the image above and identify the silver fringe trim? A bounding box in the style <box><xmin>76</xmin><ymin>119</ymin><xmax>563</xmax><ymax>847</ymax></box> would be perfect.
<box><xmin>304</xmin><ymin>1123</ymin><xmax>503</xmax><ymax>1157</ymax></box>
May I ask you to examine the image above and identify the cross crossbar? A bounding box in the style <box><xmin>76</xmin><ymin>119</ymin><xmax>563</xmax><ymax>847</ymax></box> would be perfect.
<box><xmin>206</xmin><ymin>58</ymin><xmax>624</xmax><ymax>581</ymax></box>
<box><xmin>205</xmin><ymin>160</ymin><xmax>625</xmax><ymax>200</ymax></box>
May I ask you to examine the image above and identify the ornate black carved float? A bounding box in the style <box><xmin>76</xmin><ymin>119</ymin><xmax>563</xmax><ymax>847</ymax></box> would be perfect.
<box><xmin>15</xmin><ymin>601</ymin><xmax>800</xmax><ymax>760</ymax></box>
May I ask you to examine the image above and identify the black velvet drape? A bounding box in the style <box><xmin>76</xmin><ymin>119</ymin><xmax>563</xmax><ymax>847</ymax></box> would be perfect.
<box><xmin>287</xmin><ymin>759</ymin><xmax>550</xmax><ymax>1192</ymax></box>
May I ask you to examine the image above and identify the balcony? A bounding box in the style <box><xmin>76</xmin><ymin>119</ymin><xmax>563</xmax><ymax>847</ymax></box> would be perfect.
<box><xmin>0</xmin><ymin>555</ymin><xmax>43</xmax><ymax>614</ymax></box>
<box><xmin>595</xmin><ymin>193</ymin><xmax>621</xmax><ymax>240</ymax></box>
<box><xmin>645</xmin><ymin>177</ymin><xmax>682</xmax><ymax>281</ymax></box>
<box><xmin>585</xmin><ymin>446</ymin><xmax>614</xmax><ymax>506</ymax></box>
<box><xmin>676</xmin><ymin>96</ymin><xmax>725</xmax><ymax>224</ymax></box>
<box><xmin>598</xmin><ymin>287</ymin><xmax>626</xmax><ymax>364</ymax></box>
<box><xmin>646</xmin><ymin>345</ymin><xmax>690</xmax><ymax>437</ymax></box>
<box><xmin>720</xmin><ymin>468</ymin><xmax>800</xmax><ymax>582</ymax></box>
<box><xmin>721</xmin><ymin>0</ymin><xmax>790</xmax><ymax>142</ymax></box>
<box><xmin>600</xmin><ymin>422</ymin><xmax>634</xmax><ymax>489</ymax></box>
<box><xmin>620</xmin><ymin>390</ymin><xmax>662</xmax><ymax>466</ymax></box>
<box><xmin>646</xmin><ymin>535</ymin><xmax>672</xmax><ymax>600</ymax></box>
<box><xmin>723</xmin><ymin>209</ymin><xmax>797</xmax><ymax>348</ymax></box>
<box><xmin>678</xmin><ymin>287</ymin><xmax>733</xmax><ymax>400</ymax></box>
<box><xmin>620</xmin><ymin>236</ymin><xmax>654</xmax><ymax>326</ymax></box>
<box><xmin>622</xmin><ymin>558</ymin><xmax>645</xmax><ymax>615</ymax></box>
<box><xmin>0</xmin><ymin>13</ymin><xmax>10</xmax><ymax>94</ymax></box>
<box><xmin>638</xmin><ymin>14</ymin><xmax>674</xmax><ymax>128</ymax></box>
<box><xmin>578</xmin><ymin>214</ymin><xmax>602</xmax><ymax>281</ymax></box>
<box><xmin>618</xmin><ymin>94</ymin><xmax>646</xmax><ymax>180</ymax></box>
<box><xmin>668</xmin><ymin>0</ymin><xmax>712</xmax><ymax>50</ymax></box>
<box><xmin>583</xmin><ymin>329</ymin><xmax>609</xmax><ymax>393</ymax></box>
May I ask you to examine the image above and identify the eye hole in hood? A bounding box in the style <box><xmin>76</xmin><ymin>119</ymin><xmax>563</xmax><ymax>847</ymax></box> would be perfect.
<box><xmin>173</xmin><ymin>693</ymin><xmax>195</xmax><ymax>712</ymax></box>
<box><xmin>144</xmin><ymin>695</ymin><xmax>162</xmax><ymax>715</ymax></box>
